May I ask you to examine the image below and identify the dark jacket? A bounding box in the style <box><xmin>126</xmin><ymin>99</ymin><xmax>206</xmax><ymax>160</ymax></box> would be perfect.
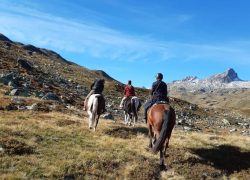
<box><xmin>151</xmin><ymin>80</ymin><xmax>168</xmax><ymax>102</ymax></box>
<box><xmin>91</xmin><ymin>79</ymin><xmax>104</xmax><ymax>94</ymax></box>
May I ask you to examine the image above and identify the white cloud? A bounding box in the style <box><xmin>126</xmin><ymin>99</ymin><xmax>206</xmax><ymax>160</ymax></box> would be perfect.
<box><xmin>0</xmin><ymin>1</ymin><xmax>250</xmax><ymax>65</ymax></box>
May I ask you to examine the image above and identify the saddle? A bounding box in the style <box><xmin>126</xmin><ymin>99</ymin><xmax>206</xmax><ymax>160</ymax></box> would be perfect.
<box><xmin>153</xmin><ymin>101</ymin><xmax>169</xmax><ymax>106</ymax></box>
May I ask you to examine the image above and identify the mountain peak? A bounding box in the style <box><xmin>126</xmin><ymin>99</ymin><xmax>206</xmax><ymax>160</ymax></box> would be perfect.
<box><xmin>181</xmin><ymin>76</ymin><xmax>198</xmax><ymax>82</ymax></box>
<box><xmin>207</xmin><ymin>68</ymin><xmax>241</xmax><ymax>83</ymax></box>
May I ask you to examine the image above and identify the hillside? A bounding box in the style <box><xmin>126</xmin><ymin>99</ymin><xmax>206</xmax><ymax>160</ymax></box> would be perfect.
<box><xmin>0</xmin><ymin>33</ymin><xmax>149</xmax><ymax>110</ymax></box>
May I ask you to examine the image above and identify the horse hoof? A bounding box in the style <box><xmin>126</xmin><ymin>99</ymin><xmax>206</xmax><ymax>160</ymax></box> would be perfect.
<box><xmin>159</xmin><ymin>164</ymin><xmax>167</xmax><ymax>171</ymax></box>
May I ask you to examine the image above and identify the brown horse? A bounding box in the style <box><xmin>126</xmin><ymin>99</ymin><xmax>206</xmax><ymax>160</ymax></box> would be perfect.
<box><xmin>147</xmin><ymin>103</ymin><xmax>176</xmax><ymax>170</ymax></box>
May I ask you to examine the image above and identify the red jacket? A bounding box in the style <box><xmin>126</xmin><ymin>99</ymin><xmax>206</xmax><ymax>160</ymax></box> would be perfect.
<box><xmin>124</xmin><ymin>85</ymin><xmax>135</xmax><ymax>97</ymax></box>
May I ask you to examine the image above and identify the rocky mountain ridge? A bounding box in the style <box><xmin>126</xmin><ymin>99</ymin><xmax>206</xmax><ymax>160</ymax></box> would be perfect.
<box><xmin>170</xmin><ymin>68</ymin><xmax>250</xmax><ymax>93</ymax></box>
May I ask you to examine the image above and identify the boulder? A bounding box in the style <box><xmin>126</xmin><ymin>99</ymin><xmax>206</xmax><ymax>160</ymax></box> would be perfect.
<box><xmin>17</xmin><ymin>58</ymin><xmax>33</xmax><ymax>71</ymax></box>
<box><xmin>42</xmin><ymin>92</ymin><xmax>61</xmax><ymax>101</ymax></box>
<box><xmin>102</xmin><ymin>113</ymin><xmax>114</xmax><ymax>120</ymax></box>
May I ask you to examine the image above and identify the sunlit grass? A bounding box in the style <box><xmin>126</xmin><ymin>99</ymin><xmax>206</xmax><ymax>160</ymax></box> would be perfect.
<box><xmin>0</xmin><ymin>111</ymin><xmax>249</xmax><ymax>179</ymax></box>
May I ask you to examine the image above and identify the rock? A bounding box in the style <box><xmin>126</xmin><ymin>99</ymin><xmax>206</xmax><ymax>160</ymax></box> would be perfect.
<box><xmin>183</xmin><ymin>126</ymin><xmax>192</xmax><ymax>131</ymax></box>
<box><xmin>102</xmin><ymin>113</ymin><xmax>114</xmax><ymax>120</ymax></box>
<box><xmin>5</xmin><ymin>104</ymin><xmax>18</xmax><ymax>111</ymax></box>
<box><xmin>177</xmin><ymin>119</ymin><xmax>186</xmax><ymax>125</ymax></box>
<box><xmin>229</xmin><ymin>128</ymin><xmax>237</xmax><ymax>132</ymax></box>
<box><xmin>0</xmin><ymin>145</ymin><xmax>3</xmax><ymax>152</ymax></box>
<box><xmin>11</xmin><ymin>97</ymin><xmax>25</xmax><ymax>104</ymax></box>
<box><xmin>26</xmin><ymin>103</ymin><xmax>38</xmax><ymax>110</ymax></box>
<box><xmin>222</xmin><ymin>118</ymin><xmax>230</xmax><ymax>125</ymax></box>
<box><xmin>9</xmin><ymin>89</ymin><xmax>19</xmax><ymax>96</ymax></box>
<box><xmin>17</xmin><ymin>105</ymin><xmax>27</xmax><ymax>110</ymax></box>
<box><xmin>17</xmin><ymin>58</ymin><xmax>33</xmax><ymax>71</ymax></box>
<box><xmin>42</xmin><ymin>92</ymin><xmax>61</xmax><ymax>101</ymax></box>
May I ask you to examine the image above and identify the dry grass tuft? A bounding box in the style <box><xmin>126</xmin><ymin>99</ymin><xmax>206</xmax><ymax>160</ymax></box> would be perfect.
<box><xmin>0</xmin><ymin>138</ymin><xmax>35</xmax><ymax>155</ymax></box>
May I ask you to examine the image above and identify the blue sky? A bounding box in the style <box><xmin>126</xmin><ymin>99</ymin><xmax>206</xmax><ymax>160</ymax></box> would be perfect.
<box><xmin>0</xmin><ymin>0</ymin><xmax>250</xmax><ymax>87</ymax></box>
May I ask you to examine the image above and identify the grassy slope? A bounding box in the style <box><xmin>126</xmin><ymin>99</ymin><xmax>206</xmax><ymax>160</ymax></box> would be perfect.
<box><xmin>171</xmin><ymin>89</ymin><xmax>250</xmax><ymax>117</ymax></box>
<box><xmin>1</xmin><ymin>110</ymin><xmax>250</xmax><ymax>179</ymax></box>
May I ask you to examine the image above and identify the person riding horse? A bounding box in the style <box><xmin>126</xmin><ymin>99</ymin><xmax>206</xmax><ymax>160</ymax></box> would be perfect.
<box><xmin>119</xmin><ymin>80</ymin><xmax>135</xmax><ymax>109</ymax></box>
<box><xmin>144</xmin><ymin>73</ymin><xmax>169</xmax><ymax>122</ymax></box>
<box><xmin>84</xmin><ymin>78</ymin><xmax>106</xmax><ymax>112</ymax></box>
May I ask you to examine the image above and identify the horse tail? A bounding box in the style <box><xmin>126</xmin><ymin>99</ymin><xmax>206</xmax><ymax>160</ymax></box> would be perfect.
<box><xmin>92</xmin><ymin>96</ymin><xmax>99</xmax><ymax>117</ymax></box>
<box><xmin>152</xmin><ymin>110</ymin><xmax>170</xmax><ymax>153</ymax></box>
<box><xmin>131</xmin><ymin>98</ymin><xmax>136</xmax><ymax>113</ymax></box>
<box><xmin>131</xmin><ymin>98</ymin><xmax>138</xmax><ymax>119</ymax></box>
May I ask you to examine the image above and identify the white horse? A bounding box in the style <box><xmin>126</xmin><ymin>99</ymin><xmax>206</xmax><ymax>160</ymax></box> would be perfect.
<box><xmin>123</xmin><ymin>96</ymin><xmax>141</xmax><ymax>126</ymax></box>
<box><xmin>87</xmin><ymin>94</ymin><xmax>105</xmax><ymax>131</ymax></box>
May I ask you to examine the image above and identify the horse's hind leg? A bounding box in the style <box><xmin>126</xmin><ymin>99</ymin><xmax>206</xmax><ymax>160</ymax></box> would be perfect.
<box><xmin>94</xmin><ymin>115</ymin><xmax>100</xmax><ymax>131</ymax></box>
<box><xmin>163</xmin><ymin>137</ymin><xmax>169</xmax><ymax>157</ymax></box>
<box><xmin>124</xmin><ymin>112</ymin><xmax>127</xmax><ymax>125</ymax></box>
<box><xmin>88</xmin><ymin>113</ymin><xmax>93</xmax><ymax>129</ymax></box>
<box><xmin>148</xmin><ymin>125</ymin><xmax>153</xmax><ymax>148</ymax></box>
<box><xmin>132</xmin><ymin>115</ymin><xmax>136</xmax><ymax>127</ymax></box>
<box><xmin>91</xmin><ymin>113</ymin><xmax>96</xmax><ymax>129</ymax></box>
<box><xmin>159</xmin><ymin>148</ymin><xmax>166</xmax><ymax>170</ymax></box>
<box><xmin>133</xmin><ymin>113</ymin><xmax>138</xmax><ymax>127</ymax></box>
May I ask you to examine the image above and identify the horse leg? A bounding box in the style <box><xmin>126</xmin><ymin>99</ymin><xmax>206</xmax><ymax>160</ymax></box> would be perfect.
<box><xmin>88</xmin><ymin>112</ymin><xmax>93</xmax><ymax>129</ymax></box>
<box><xmin>94</xmin><ymin>115</ymin><xmax>100</xmax><ymax>131</ymax></box>
<box><xmin>129</xmin><ymin>114</ymin><xmax>132</xmax><ymax>126</ymax></box>
<box><xmin>148</xmin><ymin>125</ymin><xmax>153</xmax><ymax>148</ymax></box>
<box><xmin>124</xmin><ymin>112</ymin><xmax>127</xmax><ymax>125</ymax></box>
<box><xmin>159</xmin><ymin>147</ymin><xmax>166</xmax><ymax>170</ymax></box>
<box><xmin>133</xmin><ymin>112</ymin><xmax>138</xmax><ymax>127</ymax></box>
<box><xmin>153</xmin><ymin>130</ymin><xmax>160</xmax><ymax>146</ymax></box>
<box><xmin>163</xmin><ymin>137</ymin><xmax>169</xmax><ymax>157</ymax></box>
<box><xmin>91</xmin><ymin>112</ymin><xmax>96</xmax><ymax>129</ymax></box>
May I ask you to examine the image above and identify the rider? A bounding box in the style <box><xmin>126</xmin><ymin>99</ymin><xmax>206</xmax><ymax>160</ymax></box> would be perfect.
<box><xmin>84</xmin><ymin>78</ymin><xmax>105</xmax><ymax>111</ymax></box>
<box><xmin>144</xmin><ymin>73</ymin><xmax>168</xmax><ymax>122</ymax></box>
<box><xmin>119</xmin><ymin>80</ymin><xmax>135</xmax><ymax>109</ymax></box>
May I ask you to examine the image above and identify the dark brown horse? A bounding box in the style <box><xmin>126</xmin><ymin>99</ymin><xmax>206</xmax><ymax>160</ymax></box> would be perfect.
<box><xmin>123</xmin><ymin>96</ymin><xmax>141</xmax><ymax>126</ymax></box>
<box><xmin>147</xmin><ymin>103</ymin><xmax>176</xmax><ymax>169</ymax></box>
